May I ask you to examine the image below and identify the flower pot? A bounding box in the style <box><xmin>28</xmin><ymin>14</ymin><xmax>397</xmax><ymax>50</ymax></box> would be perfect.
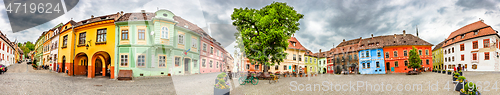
<box><xmin>453</xmin><ymin>77</ymin><xmax>457</xmax><ymax>82</ymax></box>
<box><xmin>438</xmin><ymin>71</ymin><xmax>441</xmax><ymax>73</ymax></box>
<box><xmin>214</xmin><ymin>87</ymin><xmax>230</xmax><ymax>95</ymax></box>
<box><xmin>442</xmin><ymin>71</ymin><xmax>446</xmax><ymax>74</ymax></box>
<box><xmin>300</xmin><ymin>75</ymin><xmax>302</xmax><ymax>77</ymax></box>
<box><xmin>459</xmin><ymin>72</ymin><xmax>463</xmax><ymax>76</ymax></box>
<box><xmin>448</xmin><ymin>72</ymin><xmax>451</xmax><ymax>75</ymax></box>
<box><xmin>306</xmin><ymin>75</ymin><xmax>308</xmax><ymax>77</ymax></box>
<box><xmin>455</xmin><ymin>82</ymin><xmax>464</xmax><ymax>91</ymax></box>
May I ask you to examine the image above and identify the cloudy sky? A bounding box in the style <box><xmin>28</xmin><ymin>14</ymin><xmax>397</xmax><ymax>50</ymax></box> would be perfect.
<box><xmin>1</xmin><ymin>0</ymin><xmax>500</xmax><ymax>55</ymax></box>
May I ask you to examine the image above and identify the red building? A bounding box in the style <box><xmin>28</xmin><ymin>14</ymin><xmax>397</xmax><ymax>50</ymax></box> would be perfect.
<box><xmin>383</xmin><ymin>32</ymin><xmax>433</xmax><ymax>73</ymax></box>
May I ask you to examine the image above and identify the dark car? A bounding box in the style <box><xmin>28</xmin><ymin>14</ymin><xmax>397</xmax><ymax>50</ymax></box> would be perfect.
<box><xmin>0</xmin><ymin>65</ymin><xmax>7</xmax><ymax>74</ymax></box>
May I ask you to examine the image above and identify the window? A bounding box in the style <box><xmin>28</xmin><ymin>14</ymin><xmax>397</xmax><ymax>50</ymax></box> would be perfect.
<box><xmin>460</xmin><ymin>44</ymin><xmax>465</xmax><ymax>51</ymax></box>
<box><xmin>473</xmin><ymin>41</ymin><xmax>478</xmax><ymax>49</ymax></box>
<box><xmin>192</xmin><ymin>38</ymin><xmax>197</xmax><ymax>48</ymax></box>
<box><xmin>193</xmin><ymin>60</ymin><xmax>198</xmax><ymax>68</ymax></box>
<box><xmin>246</xmin><ymin>64</ymin><xmax>249</xmax><ymax>69</ymax></box>
<box><xmin>175</xmin><ymin>57</ymin><xmax>181</xmax><ymax>66</ymax></box>
<box><xmin>210</xmin><ymin>47</ymin><xmax>213</xmax><ymax>54</ymax></box>
<box><xmin>161</xmin><ymin>27</ymin><xmax>168</xmax><ymax>39</ymax></box>
<box><xmin>393</xmin><ymin>51</ymin><xmax>398</xmax><ymax>57</ymax></box>
<box><xmin>121</xmin><ymin>30</ymin><xmax>129</xmax><ymax>40</ymax></box>
<box><xmin>485</xmin><ymin>52</ymin><xmax>490</xmax><ymax>60</ymax></box>
<box><xmin>419</xmin><ymin>50</ymin><xmax>422</xmax><ymax>55</ymax></box>
<box><xmin>452</xmin><ymin>56</ymin><xmax>455</xmax><ymax>61</ymax></box>
<box><xmin>367</xmin><ymin>62</ymin><xmax>370</xmax><ymax>68</ymax></box>
<box><xmin>425</xmin><ymin>50</ymin><xmax>429</xmax><ymax>55</ymax></box>
<box><xmin>209</xmin><ymin>60</ymin><xmax>213</xmax><ymax>68</ymax></box>
<box><xmin>137</xmin><ymin>55</ymin><xmax>145</xmax><ymax>67</ymax></box>
<box><xmin>78</xmin><ymin>32</ymin><xmax>86</xmax><ymax>45</ymax></box>
<box><xmin>63</xmin><ymin>35</ymin><xmax>68</xmax><ymax>47</ymax></box>
<box><xmin>293</xmin><ymin>54</ymin><xmax>296</xmax><ymax>60</ymax></box>
<box><xmin>403</xmin><ymin>50</ymin><xmax>407</xmax><ymax>56</ymax></box>
<box><xmin>298</xmin><ymin>55</ymin><xmax>302</xmax><ymax>61</ymax></box>
<box><xmin>96</xmin><ymin>29</ymin><xmax>107</xmax><ymax>42</ymax></box>
<box><xmin>178</xmin><ymin>34</ymin><xmax>184</xmax><ymax>44</ymax></box>
<box><xmin>426</xmin><ymin>59</ymin><xmax>429</xmax><ymax>65</ymax></box>
<box><xmin>138</xmin><ymin>29</ymin><xmax>145</xmax><ymax>40</ymax></box>
<box><xmin>275</xmin><ymin>65</ymin><xmax>279</xmax><ymax>70</ymax></box>
<box><xmin>472</xmin><ymin>64</ymin><xmax>477</xmax><ymax>69</ymax></box>
<box><xmin>120</xmin><ymin>55</ymin><xmax>128</xmax><ymax>66</ymax></box>
<box><xmin>365</xmin><ymin>51</ymin><xmax>370</xmax><ymax>57</ymax></box>
<box><xmin>461</xmin><ymin>54</ymin><xmax>464</xmax><ymax>61</ymax></box>
<box><xmin>255</xmin><ymin>65</ymin><xmax>259</xmax><ymax>70</ymax></box>
<box><xmin>305</xmin><ymin>57</ymin><xmax>308</xmax><ymax>62</ymax></box>
<box><xmin>309</xmin><ymin>58</ymin><xmax>312</xmax><ymax>63</ymax></box>
<box><xmin>472</xmin><ymin>53</ymin><xmax>477</xmax><ymax>60</ymax></box>
<box><xmin>377</xmin><ymin>50</ymin><xmax>381</xmax><ymax>57</ymax></box>
<box><xmin>385</xmin><ymin>52</ymin><xmax>389</xmax><ymax>58</ymax></box>
<box><xmin>362</xmin><ymin>63</ymin><xmax>366</xmax><ymax>68</ymax></box>
<box><xmin>203</xmin><ymin>43</ymin><xmax>207</xmax><ymax>51</ymax></box>
<box><xmin>202</xmin><ymin>59</ymin><xmax>206</xmax><ymax>67</ymax></box>
<box><xmin>474</xmin><ymin>30</ymin><xmax>478</xmax><ymax>35</ymax></box>
<box><xmin>284</xmin><ymin>65</ymin><xmax>287</xmax><ymax>70</ymax></box>
<box><xmin>395</xmin><ymin>61</ymin><xmax>399</xmax><ymax>67</ymax></box>
<box><xmin>159</xmin><ymin>56</ymin><xmax>166</xmax><ymax>67</ymax></box>
<box><xmin>484</xmin><ymin>39</ymin><xmax>490</xmax><ymax>48</ymax></box>
<box><xmin>404</xmin><ymin>60</ymin><xmax>408</xmax><ymax>66</ymax></box>
<box><xmin>376</xmin><ymin>62</ymin><xmax>380</xmax><ymax>68</ymax></box>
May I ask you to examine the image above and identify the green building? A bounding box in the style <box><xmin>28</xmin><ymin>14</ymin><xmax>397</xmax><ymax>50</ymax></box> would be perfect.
<box><xmin>115</xmin><ymin>10</ymin><xmax>201</xmax><ymax>77</ymax></box>
<box><xmin>304</xmin><ymin>51</ymin><xmax>317</xmax><ymax>74</ymax></box>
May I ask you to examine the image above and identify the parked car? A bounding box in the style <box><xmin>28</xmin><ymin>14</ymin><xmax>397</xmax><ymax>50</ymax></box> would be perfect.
<box><xmin>0</xmin><ymin>64</ymin><xmax>7</xmax><ymax>74</ymax></box>
<box><xmin>26</xmin><ymin>59</ymin><xmax>32</xmax><ymax>64</ymax></box>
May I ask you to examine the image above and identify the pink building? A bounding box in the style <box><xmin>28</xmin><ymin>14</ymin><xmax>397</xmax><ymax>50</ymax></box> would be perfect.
<box><xmin>199</xmin><ymin>32</ymin><xmax>227</xmax><ymax>73</ymax></box>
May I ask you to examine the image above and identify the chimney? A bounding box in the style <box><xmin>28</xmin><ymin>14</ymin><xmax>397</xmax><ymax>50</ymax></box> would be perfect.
<box><xmin>371</xmin><ymin>34</ymin><xmax>374</xmax><ymax>39</ymax></box>
<box><xmin>320</xmin><ymin>49</ymin><xmax>322</xmax><ymax>53</ymax></box>
<box><xmin>343</xmin><ymin>39</ymin><xmax>345</xmax><ymax>42</ymax></box>
<box><xmin>121</xmin><ymin>11</ymin><xmax>124</xmax><ymax>15</ymax></box>
<box><xmin>403</xmin><ymin>30</ymin><xmax>406</xmax><ymax>36</ymax></box>
<box><xmin>141</xmin><ymin>10</ymin><xmax>146</xmax><ymax>13</ymax></box>
<box><xmin>394</xmin><ymin>34</ymin><xmax>396</xmax><ymax>38</ymax></box>
<box><xmin>91</xmin><ymin>15</ymin><xmax>94</xmax><ymax>18</ymax></box>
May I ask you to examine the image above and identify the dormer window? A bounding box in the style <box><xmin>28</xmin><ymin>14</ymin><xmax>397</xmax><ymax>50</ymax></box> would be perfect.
<box><xmin>474</xmin><ymin>30</ymin><xmax>479</xmax><ymax>35</ymax></box>
<box><xmin>292</xmin><ymin>42</ymin><xmax>296</xmax><ymax>46</ymax></box>
<box><xmin>461</xmin><ymin>34</ymin><xmax>465</xmax><ymax>39</ymax></box>
<box><xmin>452</xmin><ymin>38</ymin><xmax>455</xmax><ymax>41</ymax></box>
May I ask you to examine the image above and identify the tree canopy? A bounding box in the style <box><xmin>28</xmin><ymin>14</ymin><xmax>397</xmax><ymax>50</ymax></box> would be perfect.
<box><xmin>407</xmin><ymin>46</ymin><xmax>422</xmax><ymax>70</ymax></box>
<box><xmin>231</xmin><ymin>2</ymin><xmax>304</xmax><ymax>70</ymax></box>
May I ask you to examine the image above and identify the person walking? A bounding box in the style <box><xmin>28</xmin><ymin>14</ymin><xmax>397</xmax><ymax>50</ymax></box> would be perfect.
<box><xmin>454</xmin><ymin>66</ymin><xmax>457</xmax><ymax>72</ymax></box>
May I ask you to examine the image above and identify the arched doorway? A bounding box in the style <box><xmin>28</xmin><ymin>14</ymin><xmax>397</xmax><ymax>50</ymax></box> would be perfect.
<box><xmin>92</xmin><ymin>51</ymin><xmax>111</xmax><ymax>78</ymax></box>
<box><xmin>74</xmin><ymin>53</ymin><xmax>88</xmax><ymax>76</ymax></box>
<box><xmin>62</xmin><ymin>56</ymin><xmax>66</xmax><ymax>74</ymax></box>
<box><xmin>323</xmin><ymin>68</ymin><xmax>326</xmax><ymax>74</ymax></box>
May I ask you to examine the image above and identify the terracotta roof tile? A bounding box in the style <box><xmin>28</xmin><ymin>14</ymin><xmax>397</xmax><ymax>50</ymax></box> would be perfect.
<box><xmin>432</xmin><ymin>40</ymin><xmax>445</xmax><ymax>51</ymax></box>
<box><xmin>288</xmin><ymin>37</ymin><xmax>308</xmax><ymax>51</ymax></box>
<box><xmin>443</xmin><ymin>21</ymin><xmax>498</xmax><ymax>47</ymax></box>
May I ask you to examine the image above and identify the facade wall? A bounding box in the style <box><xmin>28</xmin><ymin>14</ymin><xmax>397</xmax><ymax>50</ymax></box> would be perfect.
<box><xmin>432</xmin><ymin>48</ymin><xmax>443</xmax><ymax>70</ymax></box>
<box><xmin>304</xmin><ymin>55</ymin><xmax>317</xmax><ymax>74</ymax></box>
<box><xmin>358</xmin><ymin>48</ymin><xmax>386</xmax><ymax>74</ymax></box>
<box><xmin>58</xmin><ymin>23</ymin><xmax>75</xmax><ymax>76</ymax></box>
<box><xmin>383</xmin><ymin>45</ymin><xmax>433</xmax><ymax>73</ymax></box>
<box><xmin>0</xmin><ymin>39</ymin><xmax>15</xmax><ymax>66</ymax></box>
<box><xmin>318</xmin><ymin>57</ymin><xmax>327</xmax><ymax>74</ymax></box>
<box><xmin>443</xmin><ymin>35</ymin><xmax>500</xmax><ymax>71</ymax></box>
<box><xmin>199</xmin><ymin>39</ymin><xmax>224</xmax><ymax>73</ymax></box>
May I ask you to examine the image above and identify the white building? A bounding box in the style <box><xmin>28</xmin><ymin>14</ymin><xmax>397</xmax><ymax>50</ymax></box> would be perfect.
<box><xmin>0</xmin><ymin>31</ymin><xmax>16</xmax><ymax>67</ymax></box>
<box><xmin>442</xmin><ymin>20</ymin><xmax>500</xmax><ymax>71</ymax></box>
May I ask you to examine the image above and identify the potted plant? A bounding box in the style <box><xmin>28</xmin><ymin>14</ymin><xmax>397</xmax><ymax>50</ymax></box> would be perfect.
<box><xmin>456</xmin><ymin>76</ymin><xmax>466</xmax><ymax>91</ymax></box>
<box><xmin>442</xmin><ymin>70</ymin><xmax>446</xmax><ymax>74</ymax></box>
<box><xmin>299</xmin><ymin>72</ymin><xmax>303</xmax><ymax>77</ymax></box>
<box><xmin>460</xmin><ymin>82</ymin><xmax>480</xmax><ymax>95</ymax></box>
<box><xmin>447</xmin><ymin>70</ymin><xmax>452</xmax><ymax>75</ymax></box>
<box><xmin>453</xmin><ymin>73</ymin><xmax>460</xmax><ymax>82</ymax></box>
<box><xmin>214</xmin><ymin>72</ymin><xmax>230</xmax><ymax>95</ymax></box>
<box><xmin>437</xmin><ymin>69</ymin><xmax>441</xmax><ymax>73</ymax></box>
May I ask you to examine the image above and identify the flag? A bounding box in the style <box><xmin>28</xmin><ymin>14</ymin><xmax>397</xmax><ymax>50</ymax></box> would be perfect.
<box><xmin>184</xmin><ymin>49</ymin><xmax>190</xmax><ymax>55</ymax></box>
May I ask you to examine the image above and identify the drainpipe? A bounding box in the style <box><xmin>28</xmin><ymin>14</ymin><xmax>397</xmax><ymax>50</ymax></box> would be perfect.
<box><xmin>71</xmin><ymin>26</ymin><xmax>75</xmax><ymax>76</ymax></box>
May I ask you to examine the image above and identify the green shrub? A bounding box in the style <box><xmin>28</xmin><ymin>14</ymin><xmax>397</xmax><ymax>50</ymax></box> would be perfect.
<box><xmin>454</xmin><ymin>73</ymin><xmax>460</xmax><ymax>77</ymax></box>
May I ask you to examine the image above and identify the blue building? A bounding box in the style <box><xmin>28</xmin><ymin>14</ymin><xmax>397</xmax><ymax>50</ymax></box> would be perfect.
<box><xmin>358</xmin><ymin>36</ymin><xmax>386</xmax><ymax>74</ymax></box>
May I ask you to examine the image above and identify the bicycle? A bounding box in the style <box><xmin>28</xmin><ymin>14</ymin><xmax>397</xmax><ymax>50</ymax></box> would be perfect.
<box><xmin>269</xmin><ymin>74</ymin><xmax>278</xmax><ymax>84</ymax></box>
<box><xmin>238</xmin><ymin>73</ymin><xmax>258</xmax><ymax>85</ymax></box>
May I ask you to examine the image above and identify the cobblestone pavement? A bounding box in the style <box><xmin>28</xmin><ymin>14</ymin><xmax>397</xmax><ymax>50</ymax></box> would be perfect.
<box><xmin>0</xmin><ymin>62</ymin><xmax>176</xmax><ymax>95</ymax></box>
<box><xmin>232</xmin><ymin>72</ymin><xmax>500</xmax><ymax>94</ymax></box>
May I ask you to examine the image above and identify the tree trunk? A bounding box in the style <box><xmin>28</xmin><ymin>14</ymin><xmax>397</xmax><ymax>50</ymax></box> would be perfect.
<box><xmin>263</xmin><ymin>64</ymin><xmax>268</xmax><ymax>72</ymax></box>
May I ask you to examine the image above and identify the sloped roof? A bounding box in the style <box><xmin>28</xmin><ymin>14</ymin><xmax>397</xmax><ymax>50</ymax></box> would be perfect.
<box><xmin>443</xmin><ymin>21</ymin><xmax>498</xmax><ymax>47</ymax></box>
<box><xmin>332</xmin><ymin>33</ymin><xmax>433</xmax><ymax>54</ymax></box>
<box><xmin>288</xmin><ymin>37</ymin><xmax>308</xmax><ymax>51</ymax></box>
<box><xmin>432</xmin><ymin>40</ymin><xmax>445</xmax><ymax>51</ymax></box>
<box><xmin>75</xmin><ymin>13</ymin><xmax>121</xmax><ymax>27</ymax></box>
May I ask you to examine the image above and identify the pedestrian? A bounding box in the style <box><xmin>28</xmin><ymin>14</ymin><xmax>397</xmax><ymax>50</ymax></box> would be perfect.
<box><xmin>454</xmin><ymin>66</ymin><xmax>456</xmax><ymax>72</ymax></box>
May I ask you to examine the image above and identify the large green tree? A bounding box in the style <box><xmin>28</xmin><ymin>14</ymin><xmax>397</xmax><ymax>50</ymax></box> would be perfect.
<box><xmin>408</xmin><ymin>46</ymin><xmax>422</xmax><ymax>70</ymax></box>
<box><xmin>231</xmin><ymin>2</ymin><xmax>303</xmax><ymax>72</ymax></box>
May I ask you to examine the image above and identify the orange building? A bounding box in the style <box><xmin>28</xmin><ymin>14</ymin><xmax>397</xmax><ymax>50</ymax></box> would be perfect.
<box><xmin>383</xmin><ymin>32</ymin><xmax>433</xmax><ymax>73</ymax></box>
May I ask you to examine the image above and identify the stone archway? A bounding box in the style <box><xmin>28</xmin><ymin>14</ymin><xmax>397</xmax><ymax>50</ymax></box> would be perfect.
<box><xmin>92</xmin><ymin>51</ymin><xmax>111</xmax><ymax>78</ymax></box>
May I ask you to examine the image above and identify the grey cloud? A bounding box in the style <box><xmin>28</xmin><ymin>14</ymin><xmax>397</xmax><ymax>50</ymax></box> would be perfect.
<box><xmin>204</xmin><ymin>24</ymin><xmax>237</xmax><ymax>48</ymax></box>
<box><xmin>438</xmin><ymin>7</ymin><xmax>447</xmax><ymax>14</ymax></box>
<box><xmin>456</xmin><ymin>0</ymin><xmax>498</xmax><ymax>11</ymax></box>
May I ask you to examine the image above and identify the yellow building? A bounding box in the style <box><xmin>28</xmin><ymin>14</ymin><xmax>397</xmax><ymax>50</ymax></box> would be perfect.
<box><xmin>72</xmin><ymin>13</ymin><xmax>121</xmax><ymax>78</ymax></box>
<box><xmin>58</xmin><ymin>20</ymin><xmax>77</xmax><ymax>75</ymax></box>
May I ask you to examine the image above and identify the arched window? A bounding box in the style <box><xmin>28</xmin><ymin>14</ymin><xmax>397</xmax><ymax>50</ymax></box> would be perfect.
<box><xmin>161</xmin><ymin>27</ymin><xmax>168</xmax><ymax>39</ymax></box>
<box><xmin>472</xmin><ymin>64</ymin><xmax>477</xmax><ymax>69</ymax></box>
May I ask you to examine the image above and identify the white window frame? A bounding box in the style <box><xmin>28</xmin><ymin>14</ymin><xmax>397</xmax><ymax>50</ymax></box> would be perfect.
<box><xmin>119</xmin><ymin>53</ymin><xmax>129</xmax><ymax>67</ymax></box>
<box><xmin>178</xmin><ymin>34</ymin><xmax>184</xmax><ymax>44</ymax></box>
<box><xmin>193</xmin><ymin>59</ymin><xmax>198</xmax><ymax>68</ymax></box>
<box><xmin>137</xmin><ymin>54</ymin><xmax>146</xmax><ymax>67</ymax></box>
<box><xmin>175</xmin><ymin>56</ymin><xmax>181</xmax><ymax>67</ymax></box>
<box><xmin>191</xmin><ymin>38</ymin><xmax>197</xmax><ymax>48</ymax></box>
<box><xmin>203</xmin><ymin>43</ymin><xmax>207</xmax><ymax>51</ymax></box>
<box><xmin>202</xmin><ymin>59</ymin><xmax>206</xmax><ymax>68</ymax></box>
<box><xmin>209</xmin><ymin>60</ymin><xmax>213</xmax><ymax>68</ymax></box>
<box><xmin>161</xmin><ymin>27</ymin><xmax>169</xmax><ymax>39</ymax></box>
<box><xmin>158</xmin><ymin>55</ymin><xmax>166</xmax><ymax>67</ymax></box>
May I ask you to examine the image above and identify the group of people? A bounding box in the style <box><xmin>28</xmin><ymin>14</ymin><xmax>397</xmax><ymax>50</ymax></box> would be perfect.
<box><xmin>453</xmin><ymin>65</ymin><xmax>466</xmax><ymax>72</ymax></box>
<box><xmin>40</xmin><ymin>65</ymin><xmax>50</xmax><ymax>70</ymax></box>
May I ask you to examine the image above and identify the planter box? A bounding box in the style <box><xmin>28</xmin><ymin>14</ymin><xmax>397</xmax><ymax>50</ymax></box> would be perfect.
<box><xmin>455</xmin><ymin>82</ymin><xmax>464</xmax><ymax>91</ymax></box>
<box><xmin>438</xmin><ymin>71</ymin><xmax>441</xmax><ymax>73</ymax></box>
<box><xmin>448</xmin><ymin>72</ymin><xmax>452</xmax><ymax>75</ymax></box>
<box><xmin>214</xmin><ymin>88</ymin><xmax>230</xmax><ymax>95</ymax></box>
